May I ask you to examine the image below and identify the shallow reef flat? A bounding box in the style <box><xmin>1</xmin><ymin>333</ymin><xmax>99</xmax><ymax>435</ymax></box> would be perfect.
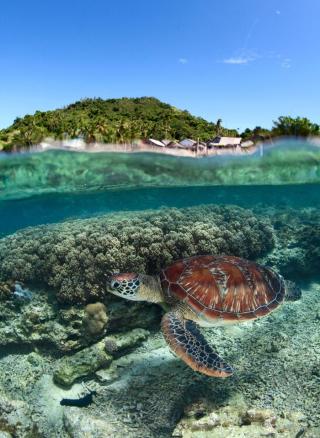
<box><xmin>0</xmin><ymin>281</ymin><xmax>319</xmax><ymax>437</ymax></box>
<box><xmin>0</xmin><ymin>203</ymin><xmax>320</xmax><ymax>437</ymax></box>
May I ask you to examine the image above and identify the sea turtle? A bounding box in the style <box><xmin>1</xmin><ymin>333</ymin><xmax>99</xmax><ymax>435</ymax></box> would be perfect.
<box><xmin>107</xmin><ymin>255</ymin><xmax>300</xmax><ymax>378</ymax></box>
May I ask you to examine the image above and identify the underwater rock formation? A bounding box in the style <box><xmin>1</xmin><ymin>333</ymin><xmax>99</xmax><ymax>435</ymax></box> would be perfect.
<box><xmin>103</xmin><ymin>328</ymin><xmax>149</xmax><ymax>356</ymax></box>
<box><xmin>53</xmin><ymin>329</ymin><xmax>149</xmax><ymax>387</ymax></box>
<box><xmin>63</xmin><ymin>407</ymin><xmax>120</xmax><ymax>438</ymax></box>
<box><xmin>173</xmin><ymin>402</ymin><xmax>309</xmax><ymax>437</ymax></box>
<box><xmin>0</xmin><ymin>395</ymin><xmax>37</xmax><ymax>437</ymax></box>
<box><xmin>53</xmin><ymin>341</ymin><xmax>112</xmax><ymax>387</ymax></box>
<box><xmin>0</xmin><ymin>281</ymin><xmax>320</xmax><ymax>437</ymax></box>
<box><xmin>0</xmin><ymin>205</ymin><xmax>274</xmax><ymax>304</ymax></box>
<box><xmin>0</xmin><ymin>286</ymin><xmax>160</xmax><ymax>352</ymax></box>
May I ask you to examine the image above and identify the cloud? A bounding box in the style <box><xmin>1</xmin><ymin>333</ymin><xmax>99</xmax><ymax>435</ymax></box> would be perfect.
<box><xmin>275</xmin><ymin>10</ymin><xmax>281</xmax><ymax>15</ymax></box>
<box><xmin>281</xmin><ymin>58</ymin><xmax>291</xmax><ymax>68</ymax></box>
<box><xmin>178</xmin><ymin>58</ymin><xmax>188</xmax><ymax>64</ymax></box>
<box><xmin>221</xmin><ymin>48</ymin><xmax>259</xmax><ymax>65</ymax></box>
<box><xmin>223</xmin><ymin>56</ymin><xmax>252</xmax><ymax>64</ymax></box>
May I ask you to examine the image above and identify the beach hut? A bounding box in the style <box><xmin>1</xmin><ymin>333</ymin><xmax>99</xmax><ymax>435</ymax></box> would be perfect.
<box><xmin>207</xmin><ymin>136</ymin><xmax>242</xmax><ymax>148</ymax></box>
<box><xmin>166</xmin><ymin>141</ymin><xmax>181</xmax><ymax>148</ymax></box>
<box><xmin>146</xmin><ymin>138</ymin><xmax>165</xmax><ymax>147</ymax></box>
<box><xmin>179</xmin><ymin>138</ymin><xmax>197</xmax><ymax>148</ymax></box>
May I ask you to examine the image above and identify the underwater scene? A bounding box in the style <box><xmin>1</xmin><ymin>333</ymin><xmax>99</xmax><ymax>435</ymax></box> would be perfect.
<box><xmin>0</xmin><ymin>139</ymin><xmax>320</xmax><ymax>438</ymax></box>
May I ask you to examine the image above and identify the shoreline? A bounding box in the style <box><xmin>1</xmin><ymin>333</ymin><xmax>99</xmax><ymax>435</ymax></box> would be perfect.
<box><xmin>2</xmin><ymin>136</ymin><xmax>318</xmax><ymax>158</ymax></box>
<box><xmin>2</xmin><ymin>138</ymin><xmax>260</xmax><ymax>158</ymax></box>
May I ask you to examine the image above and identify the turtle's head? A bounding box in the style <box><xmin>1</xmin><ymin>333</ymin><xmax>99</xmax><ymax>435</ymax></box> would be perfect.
<box><xmin>107</xmin><ymin>272</ymin><xmax>163</xmax><ymax>303</ymax></box>
<box><xmin>109</xmin><ymin>273</ymin><xmax>141</xmax><ymax>301</ymax></box>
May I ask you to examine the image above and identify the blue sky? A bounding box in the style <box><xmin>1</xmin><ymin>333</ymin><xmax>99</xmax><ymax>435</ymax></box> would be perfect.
<box><xmin>0</xmin><ymin>0</ymin><xmax>319</xmax><ymax>131</ymax></box>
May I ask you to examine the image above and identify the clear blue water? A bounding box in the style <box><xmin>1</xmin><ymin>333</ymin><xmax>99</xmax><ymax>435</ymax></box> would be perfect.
<box><xmin>0</xmin><ymin>183</ymin><xmax>320</xmax><ymax>237</ymax></box>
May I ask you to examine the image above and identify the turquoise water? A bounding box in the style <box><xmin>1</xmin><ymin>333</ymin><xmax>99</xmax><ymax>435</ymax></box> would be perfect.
<box><xmin>0</xmin><ymin>140</ymin><xmax>320</xmax><ymax>437</ymax></box>
<box><xmin>1</xmin><ymin>183</ymin><xmax>320</xmax><ymax>237</ymax></box>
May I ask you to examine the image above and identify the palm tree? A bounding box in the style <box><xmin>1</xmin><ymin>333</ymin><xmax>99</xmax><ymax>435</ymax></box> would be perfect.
<box><xmin>215</xmin><ymin>118</ymin><xmax>222</xmax><ymax>136</ymax></box>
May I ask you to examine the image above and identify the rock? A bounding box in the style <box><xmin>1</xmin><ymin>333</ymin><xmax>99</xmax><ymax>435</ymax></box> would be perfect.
<box><xmin>0</xmin><ymin>287</ymin><xmax>159</xmax><ymax>355</ymax></box>
<box><xmin>53</xmin><ymin>341</ymin><xmax>112</xmax><ymax>387</ymax></box>
<box><xmin>0</xmin><ymin>395</ymin><xmax>37</xmax><ymax>437</ymax></box>
<box><xmin>0</xmin><ymin>432</ymin><xmax>13</xmax><ymax>438</ymax></box>
<box><xmin>107</xmin><ymin>300</ymin><xmax>161</xmax><ymax>332</ymax></box>
<box><xmin>0</xmin><ymin>290</ymin><xmax>87</xmax><ymax>353</ymax></box>
<box><xmin>63</xmin><ymin>407</ymin><xmax>121</xmax><ymax>437</ymax></box>
<box><xmin>104</xmin><ymin>328</ymin><xmax>149</xmax><ymax>355</ymax></box>
<box><xmin>173</xmin><ymin>404</ymin><xmax>307</xmax><ymax>438</ymax></box>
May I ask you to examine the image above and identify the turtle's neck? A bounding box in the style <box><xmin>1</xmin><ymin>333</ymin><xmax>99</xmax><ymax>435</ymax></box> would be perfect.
<box><xmin>138</xmin><ymin>274</ymin><xmax>164</xmax><ymax>303</ymax></box>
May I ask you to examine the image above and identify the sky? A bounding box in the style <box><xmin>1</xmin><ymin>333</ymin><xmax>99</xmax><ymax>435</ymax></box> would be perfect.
<box><xmin>0</xmin><ymin>0</ymin><xmax>319</xmax><ymax>132</ymax></box>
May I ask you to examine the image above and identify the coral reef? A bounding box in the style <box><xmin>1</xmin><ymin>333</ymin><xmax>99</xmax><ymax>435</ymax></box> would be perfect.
<box><xmin>0</xmin><ymin>281</ymin><xmax>319</xmax><ymax>437</ymax></box>
<box><xmin>0</xmin><ymin>204</ymin><xmax>320</xmax><ymax>437</ymax></box>
<box><xmin>0</xmin><ymin>205</ymin><xmax>274</xmax><ymax>304</ymax></box>
<box><xmin>260</xmin><ymin>207</ymin><xmax>320</xmax><ymax>278</ymax></box>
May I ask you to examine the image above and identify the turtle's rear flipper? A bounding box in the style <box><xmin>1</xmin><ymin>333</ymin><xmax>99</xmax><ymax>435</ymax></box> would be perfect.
<box><xmin>161</xmin><ymin>310</ymin><xmax>233</xmax><ymax>378</ymax></box>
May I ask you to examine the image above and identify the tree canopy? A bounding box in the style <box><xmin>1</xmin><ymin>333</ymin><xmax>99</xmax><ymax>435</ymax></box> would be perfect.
<box><xmin>272</xmin><ymin>116</ymin><xmax>320</xmax><ymax>137</ymax></box>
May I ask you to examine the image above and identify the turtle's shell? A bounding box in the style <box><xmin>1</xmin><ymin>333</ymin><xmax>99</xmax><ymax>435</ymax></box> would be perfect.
<box><xmin>160</xmin><ymin>255</ymin><xmax>285</xmax><ymax>322</ymax></box>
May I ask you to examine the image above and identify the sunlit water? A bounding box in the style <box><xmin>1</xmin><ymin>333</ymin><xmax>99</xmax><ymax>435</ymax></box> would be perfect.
<box><xmin>0</xmin><ymin>139</ymin><xmax>320</xmax><ymax>437</ymax></box>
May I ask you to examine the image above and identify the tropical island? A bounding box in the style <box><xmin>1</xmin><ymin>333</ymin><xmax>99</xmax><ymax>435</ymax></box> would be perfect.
<box><xmin>0</xmin><ymin>97</ymin><xmax>319</xmax><ymax>154</ymax></box>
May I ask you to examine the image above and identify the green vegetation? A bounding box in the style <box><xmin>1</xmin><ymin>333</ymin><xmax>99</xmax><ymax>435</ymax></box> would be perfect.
<box><xmin>0</xmin><ymin>97</ymin><xmax>238</xmax><ymax>151</ymax></box>
<box><xmin>272</xmin><ymin>116</ymin><xmax>320</xmax><ymax>137</ymax></box>
<box><xmin>1</xmin><ymin>97</ymin><xmax>319</xmax><ymax>151</ymax></box>
<box><xmin>241</xmin><ymin>116</ymin><xmax>320</xmax><ymax>141</ymax></box>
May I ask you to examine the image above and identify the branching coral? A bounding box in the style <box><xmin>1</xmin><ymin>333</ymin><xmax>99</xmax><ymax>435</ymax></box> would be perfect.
<box><xmin>0</xmin><ymin>205</ymin><xmax>274</xmax><ymax>304</ymax></box>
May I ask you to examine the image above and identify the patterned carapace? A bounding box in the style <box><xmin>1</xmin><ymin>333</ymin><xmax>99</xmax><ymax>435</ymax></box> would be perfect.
<box><xmin>160</xmin><ymin>255</ymin><xmax>285</xmax><ymax>321</ymax></box>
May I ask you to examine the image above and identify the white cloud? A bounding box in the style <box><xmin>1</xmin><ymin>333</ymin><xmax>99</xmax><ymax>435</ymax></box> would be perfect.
<box><xmin>178</xmin><ymin>58</ymin><xmax>188</xmax><ymax>64</ymax></box>
<box><xmin>222</xmin><ymin>49</ymin><xmax>259</xmax><ymax>65</ymax></box>
<box><xmin>281</xmin><ymin>58</ymin><xmax>291</xmax><ymax>68</ymax></box>
<box><xmin>223</xmin><ymin>56</ymin><xmax>251</xmax><ymax>64</ymax></box>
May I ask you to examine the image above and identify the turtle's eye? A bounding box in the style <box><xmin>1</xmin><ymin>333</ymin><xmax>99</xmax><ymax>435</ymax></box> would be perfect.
<box><xmin>112</xmin><ymin>281</ymin><xmax>120</xmax><ymax>289</ymax></box>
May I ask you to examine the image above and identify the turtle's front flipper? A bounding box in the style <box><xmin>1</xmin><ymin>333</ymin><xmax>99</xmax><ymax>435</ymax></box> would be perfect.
<box><xmin>161</xmin><ymin>310</ymin><xmax>233</xmax><ymax>378</ymax></box>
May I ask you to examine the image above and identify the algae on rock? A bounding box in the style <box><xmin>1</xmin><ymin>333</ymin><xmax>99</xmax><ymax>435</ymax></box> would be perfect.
<box><xmin>53</xmin><ymin>341</ymin><xmax>112</xmax><ymax>387</ymax></box>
